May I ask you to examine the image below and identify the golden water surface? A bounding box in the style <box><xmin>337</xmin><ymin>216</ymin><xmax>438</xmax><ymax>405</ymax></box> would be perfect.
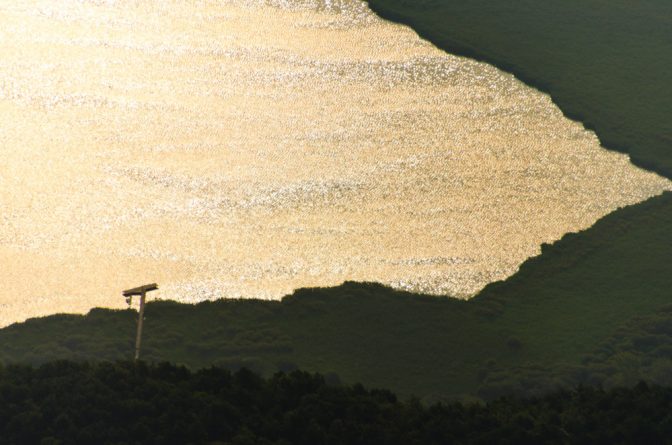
<box><xmin>0</xmin><ymin>0</ymin><xmax>670</xmax><ymax>326</ymax></box>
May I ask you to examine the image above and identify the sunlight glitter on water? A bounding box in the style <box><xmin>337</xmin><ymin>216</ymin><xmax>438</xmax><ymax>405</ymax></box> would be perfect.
<box><xmin>0</xmin><ymin>0</ymin><xmax>670</xmax><ymax>325</ymax></box>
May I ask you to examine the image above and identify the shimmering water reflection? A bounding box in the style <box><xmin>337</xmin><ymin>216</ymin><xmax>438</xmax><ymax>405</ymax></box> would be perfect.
<box><xmin>0</xmin><ymin>0</ymin><xmax>669</xmax><ymax>325</ymax></box>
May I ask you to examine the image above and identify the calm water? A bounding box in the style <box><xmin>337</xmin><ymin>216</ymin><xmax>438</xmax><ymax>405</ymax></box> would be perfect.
<box><xmin>0</xmin><ymin>0</ymin><xmax>669</xmax><ymax>325</ymax></box>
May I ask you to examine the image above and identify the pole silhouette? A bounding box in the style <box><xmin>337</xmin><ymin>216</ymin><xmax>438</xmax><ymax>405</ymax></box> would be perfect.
<box><xmin>123</xmin><ymin>283</ymin><xmax>158</xmax><ymax>361</ymax></box>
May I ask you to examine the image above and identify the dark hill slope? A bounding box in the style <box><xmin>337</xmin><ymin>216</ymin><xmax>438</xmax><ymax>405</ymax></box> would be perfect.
<box><xmin>2</xmin><ymin>193</ymin><xmax>672</xmax><ymax>400</ymax></box>
<box><xmin>366</xmin><ymin>0</ymin><xmax>672</xmax><ymax>177</ymax></box>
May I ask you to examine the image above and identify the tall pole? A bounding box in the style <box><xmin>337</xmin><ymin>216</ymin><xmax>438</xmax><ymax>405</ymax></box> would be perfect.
<box><xmin>123</xmin><ymin>283</ymin><xmax>158</xmax><ymax>362</ymax></box>
<box><xmin>134</xmin><ymin>290</ymin><xmax>146</xmax><ymax>362</ymax></box>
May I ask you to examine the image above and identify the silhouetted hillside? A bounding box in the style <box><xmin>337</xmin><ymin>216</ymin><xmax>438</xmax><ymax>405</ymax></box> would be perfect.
<box><xmin>2</xmin><ymin>193</ymin><xmax>672</xmax><ymax>401</ymax></box>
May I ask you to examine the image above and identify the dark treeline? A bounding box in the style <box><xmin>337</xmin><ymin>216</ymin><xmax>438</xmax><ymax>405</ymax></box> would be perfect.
<box><xmin>1</xmin><ymin>360</ymin><xmax>672</xmax><ymax>445</ymax></box>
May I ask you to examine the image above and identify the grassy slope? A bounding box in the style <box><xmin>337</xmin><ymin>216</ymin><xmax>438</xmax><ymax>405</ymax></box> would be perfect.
<box><xmin>2</xmin><ymin>193</ymin><xmax>672</xmax><ymax>399</ymax></box>
<box><xmin>1</xmin><ymin>0</ymin><xmax>672</xmax><ymax>400</ymax></box>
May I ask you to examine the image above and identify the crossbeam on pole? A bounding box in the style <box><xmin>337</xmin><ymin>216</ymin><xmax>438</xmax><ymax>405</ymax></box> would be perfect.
<box><xmin>123</xmin><ymin>283</ymin><xmax>158</xmax><ymax>297</ymax></box>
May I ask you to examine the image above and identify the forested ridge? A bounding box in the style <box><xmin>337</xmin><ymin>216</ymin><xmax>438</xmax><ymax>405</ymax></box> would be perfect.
<box><xmin>1</xmin><ymin>360</ymin><xmax>672</xmax><ymax>445</ymax></box>
<box><xmin>2</xmin><ymin>188</ymin><xmax>672</xmax><ymax>401</ymax></box>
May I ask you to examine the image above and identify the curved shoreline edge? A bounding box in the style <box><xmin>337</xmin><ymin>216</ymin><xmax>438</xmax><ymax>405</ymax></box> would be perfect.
<box><xmin>365</xmin><ymin>0</ymin><xmax>672</xmax><ymax>181</ymax></box>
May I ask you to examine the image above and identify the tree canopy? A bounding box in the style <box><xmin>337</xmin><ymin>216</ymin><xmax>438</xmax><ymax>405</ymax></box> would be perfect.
<box><xmin>1</xmin><ymin>361</ymin><xmax>672</xmax><ymax>444</ymax></box>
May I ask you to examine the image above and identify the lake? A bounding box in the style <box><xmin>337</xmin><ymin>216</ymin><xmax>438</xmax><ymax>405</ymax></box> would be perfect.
<box><xmin>0</xmin><ymin>0</ymin><xmax>669</xmax><ymax>325</ymax></box>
